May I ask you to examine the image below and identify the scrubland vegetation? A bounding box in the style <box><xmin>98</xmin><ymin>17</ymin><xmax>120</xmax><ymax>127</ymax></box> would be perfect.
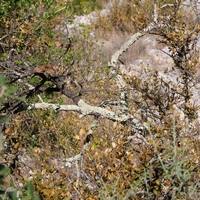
<box><xmin>0</xmin><ymin>0</ymin><xmax>200</xmax><ymax>199</ymax></box>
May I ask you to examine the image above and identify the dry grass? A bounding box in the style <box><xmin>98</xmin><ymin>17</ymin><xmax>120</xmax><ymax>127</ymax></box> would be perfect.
<box><xmin>94</xmin><ymin>30</ymin><xmax>173</xmax><ymax>75</ymax></box>
<box><xmin>2</xmin><ymin>0</ymin><xmax>200</xmax><ymax>199</ymax></box>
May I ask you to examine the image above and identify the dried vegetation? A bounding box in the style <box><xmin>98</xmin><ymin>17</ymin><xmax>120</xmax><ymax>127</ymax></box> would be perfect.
<box><xmin>0</xmin><ymin>0</ymin><xmax>200</xmax><ymax>199</ymax></box>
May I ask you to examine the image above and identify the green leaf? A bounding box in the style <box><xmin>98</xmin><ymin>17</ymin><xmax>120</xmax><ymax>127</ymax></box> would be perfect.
<box><xmin>21</xmin><ymin>196</ymin><xmax>31</xmax><ymax>200</ymax></box>
<box><xmin>0</xmin><ymin>97</ymin><xmax>5</xmax><ymax>103</ymax></box>
<box><xmin>5</xmin><ymin>86</ymin><xmax>17</xmax><ymax>96</ymax></box>
<box><xmin>21</xmin><ymin>181</ymin><xmax>40</xmax><ymax>200</ymax></box>
<box><xmin>33</xmin><ymin>196</ymin><xmax>40</xmax><ymax>200</ymax></box>
<box><xmin>0</xmin><ymin>165</ymin><xmax>10</xmax><ymax>176</ymax></box>
<box><xmin>0</xmin><ymin>115</ymin><xmax>9</xmax><ymax>123</ymax></box>
<box><xmin>0</xmin><ymin>75</ymin><xmax>5</xmax><ymax>86</ymax></box>
<box><xmin>9</xmin><ymin>179</ymin><xmax>16</xmax><ymax>188</ymax></box>
<box><xmin>7</xmin><ymin>190</ymin><xmax>18</xmax><ymax>200</ymax></box>
<box><xmin>12</xmin><ymin>96</ymin><xmax>26</xmax><ymax>102</ymax></box>
<box><xmin>0</xmin><ymin>185</ymin><xmax>6</xmax><ymax>192</ymax></box>
<box><xmin>27</xmin><ymin>181</ymin><xmax>34</xmax><ymax>197</ymax></box>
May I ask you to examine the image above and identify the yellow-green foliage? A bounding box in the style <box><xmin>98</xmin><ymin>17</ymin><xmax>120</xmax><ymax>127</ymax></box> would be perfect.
<box><xmin>1</xmin><ymin>0</ymin><xmax>200</xmax><ymax>199</ymax></box>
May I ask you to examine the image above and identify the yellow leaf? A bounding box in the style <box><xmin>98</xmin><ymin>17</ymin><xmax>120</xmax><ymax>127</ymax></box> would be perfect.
<box><xmin>14</xmin><ymin>142</ymin><xmax>19</xmax><ymax>149</ymax></box>
<box><xmin>163</xmin><ymin>130</ymin><xmax>168</xmax><ymax>135</ymax></box>
<box><xmin>34</xmin><ymin>147</ymin><xmax>41</xmax><ymax>154</ymax></box>
<box><xmin>105</xmin><ymin>148</ymin><xmax>112</xmax><ymax>154</ymax></box>
<box><xmin>61</xmin><ymin>169</ymin><xmax>68</xmax><ymax>176</ymax></box>
<box><xmin>113</xmin><ymin>121</ymin><xmax>121</xmax><ymax>129</ymax></box>
<box><xmin>113</xmin><ymin>121</ymin><xmax>117</xmax><ymax>129</ymax></box>
<box><xmin>42</xmin><ymin>189</ymin><xmax>52</xmax><ymax>197</ymax></box>
<box><xmin>133</xmin><ymin>167</ymin><xmax>141</xmax><ymax>173</ymax></box>
<box><xmin>98</xmin><ymin>80</ymin><xmax>105</xmax><ymax>85</ymax></box>
<box><xmin>74</xmin><ymin>134</ymin><xmax>80</xmax><ymax>140</ymax></box>
<box><xmin>131</xmin><ymin>16</ymin><xmax>135</xmax><ymax>22</ymax></box>
<box><xmin>155</xmin><ymin>179</ymin><xmax>160</xmax><ymax>185</ymax></box>
<box><xmin>112</xmin><ymin>142</ymin><xmax>117</xmax><ymax>148</ymax></box>
<box><xmin>126</xmin><ymin>151</ymin><xmax>131</xmax><ymax>156</ymax></box>
<box><xmin>79</xmin><ymin>127</ymin><xmax>87</xmax><ymax>135</ymax></box>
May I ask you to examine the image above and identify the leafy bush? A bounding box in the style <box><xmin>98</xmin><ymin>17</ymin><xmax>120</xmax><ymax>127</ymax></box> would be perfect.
<box><xmin>68</xmin><ymin>0</ymin><xmax>102</xmax><ymax>15</ymax></box>
<box><xmin>1</xmin><ymin>0</ymin><xmax>200</xmax><ymax>199</ymax></box>
<box><xmin>0</xmin><ymin>75</ymin><xmax>40</xmax><ymax>199</ymax></box>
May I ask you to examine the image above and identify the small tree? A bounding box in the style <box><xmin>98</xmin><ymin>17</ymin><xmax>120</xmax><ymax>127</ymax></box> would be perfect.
<box><xmin>1</xmin><ymin>0</ymin><xmax>200</xmax><ymax>199</ymax></box>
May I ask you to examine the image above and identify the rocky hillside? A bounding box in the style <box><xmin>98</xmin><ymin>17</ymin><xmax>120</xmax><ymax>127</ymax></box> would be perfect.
<box><xmin>1</xmin><ymin>0</ymin><xmax>200</xmax><ymax>199</ymax></box>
